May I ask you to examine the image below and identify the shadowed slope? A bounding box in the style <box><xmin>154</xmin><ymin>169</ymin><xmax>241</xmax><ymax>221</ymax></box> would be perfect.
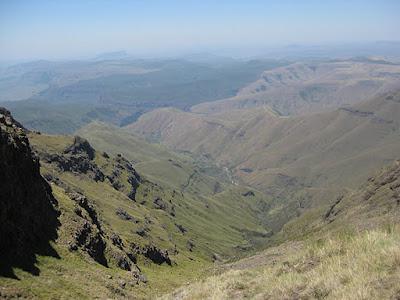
<box><xmin>0</xmin><ymin>108</ymin><xmax>60</xmax><ymax>278</ymax></box>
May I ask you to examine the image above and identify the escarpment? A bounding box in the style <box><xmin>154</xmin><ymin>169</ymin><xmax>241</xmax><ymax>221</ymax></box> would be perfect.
<box><xmin>0</xmin><ymin>107</ymin><xmax>60</xmax><ymax>277</ymax></box>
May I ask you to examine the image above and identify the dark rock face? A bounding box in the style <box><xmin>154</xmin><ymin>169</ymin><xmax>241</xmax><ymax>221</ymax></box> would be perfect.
<box><xmin>64</xmin><ymin>136</ymin><xmax>96</xmax><ymax>160</ymax></box>
<box><xmin>68</xmin><ymin>191</ymin><xmax>107</xmax><ymax>266</ymax></box>
<box><xmin>135</xmin><ymin>227</ymin><xmax>149</xmax><ymax>237</ymax></box>
<box><xmin>324</xmin><ymin>195</ymin><xmax>344</xmax><ymax>222</ymax></box>
<box><xmin>69</xmin><ymin>192</ymin><xmax>102</xmax><ymax>232</ymax></box>
<box><xmin>115</xmin><ymin>207</ymin><xmax>137</xmax><ymax>223</ymax></box>
<box><xmin>175</xmin><ymin>223</ymin><xmax>187</xmax><ymax>234</ymax></box>
<box><xmin>72</xmin><ymin>220</ymin><xmax>107</xmax><ymax>266</ymax></box>
<box><xmin>0</xmin><ymin>107</ymin><xmax>60</xmax><ymax>278</ymax></box>
<box><xmin>212</xmin><ymin>253</ymin><xmax>222</xmax><ymax>262</ymax></box>
<box><xmin>153</xmin><ymin>196</ymin><xmax>167</xmax><ymax>210</ymax></box>
<box><xmin>129</xmin><ymin>243</ymin><xmax>171</xmax><ymax>265</ymax></box>
<box><xmin>110</xmin><ymin>233</ymin><xmax>124</xmax><ymax>249</ymax></box>
<box><xmin>242</xmin><ymin>190</ymin><xmax>255</xmax><ymax>197</ymax></box>
<box><xmin>186</xmin><ymin>240</ymin><xmax>195</xmax><ymax>252</ymax></box>
<box><xmin>107</xmin><ymin>155</ymin><xmax>141</xmax><ymax>201</ymax></box>
<box><xmin>142</xmin><ymin>245</ymin><xmax>172</xmax><ymax>265</ymax></box>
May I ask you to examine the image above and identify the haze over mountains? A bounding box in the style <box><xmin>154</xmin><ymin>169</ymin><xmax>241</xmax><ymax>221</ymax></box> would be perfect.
<box><xmin>1</xmin><ymin>58</ymin><xmax>288</xmax><ymax>133</ymax></box>
<box><xmin>2</xmin><ymin>46</ymin><xmax>400</xmax><ymax>298</ymax></box>
<box><xmin>2</xmin><ymin>0</ymin><xmax>400</xmax><ymax>297</ymax></box>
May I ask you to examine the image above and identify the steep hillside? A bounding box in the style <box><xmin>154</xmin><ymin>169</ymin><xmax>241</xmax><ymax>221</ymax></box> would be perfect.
<box><xmin>0</xmin><ymin>111</ymin><xmax>275</xmax><ymax>299</ymax></box>
<box><xmin>129</xmin><ymin>91</ymin><xmax>400</xmax><ymax>231</ymax></box>
<box><xmin>0</xmin><ymin>108</ymin><xmax>59</xmax><ymax>278</ymax></box>
<box><xmin>192</xmin><ymin>60</ymin><xmax>400</xmax><ymax>116</ymax></box>
<box><xmin>162</xmin><ymin>160</ymin><xmax>400</xmax><ymax>299</ymax></box>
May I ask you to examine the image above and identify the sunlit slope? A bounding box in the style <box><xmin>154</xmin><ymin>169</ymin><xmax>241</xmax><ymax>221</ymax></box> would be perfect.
<box><xmin>192</xmin><ymin>59</ymin><xmax>400</xmax><ymax>116</ymax></box>
<box><xmin>162</xmin><ymin>159</ymin><xmax>400</xmax><ymax>300</ymax></box>
<box><xmin>0</xmin><ymin>122</ymin><xmax>275</xmax><ymax>298</ymax></box>
<box><xmin>129</xmin><ymin>91</ymin><xmax>400</xmax><ymax>231</ymax></box>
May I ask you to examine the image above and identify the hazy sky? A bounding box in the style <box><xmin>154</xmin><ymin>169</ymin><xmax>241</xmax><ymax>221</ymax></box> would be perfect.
<box><xmin>1</xmin><ymin>0</ymin><xmax>399</xmax><ymax>60</ymax></box>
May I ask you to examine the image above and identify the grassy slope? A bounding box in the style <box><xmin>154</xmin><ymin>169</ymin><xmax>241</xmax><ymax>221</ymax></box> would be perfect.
<box><xmin>77</xmin><ymin>122</ymin><xmax>274</xmax><ymax>250</ymax></box>
<box><xmin>0</xmin><ymin>126</ymin><xmax>273</xmax><ymax>298</ymax></box>
<box><xmin>163</xmin><ymin>228</ymin><xmax>400</xmax><ymax>300</ymax></box>
<box><xmin>162</xmin><ymin>160</ymin><xmax>400</xmax><ymax>299</ymax></box>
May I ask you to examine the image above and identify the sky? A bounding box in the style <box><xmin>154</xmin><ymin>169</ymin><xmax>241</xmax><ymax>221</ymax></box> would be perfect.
<box><xmin>0</xmin><ymin>0</ymin><xmax>399</xmax><ymax>60</ymax></box>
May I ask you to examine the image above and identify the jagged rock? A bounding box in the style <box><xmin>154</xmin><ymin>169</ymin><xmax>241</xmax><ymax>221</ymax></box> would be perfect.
<box><xmin>142</xmin><ymin>245</ymin><xmax>172</xmax><ymax>265</ymax></box>
<box><xmin>128</xmin><ymin>243</ymin><xmax>171</xmax><ymax>266</ymax></box>
<box><xmin>324</xmin><ymin>195</ymin><xmax>344</xmax><ymax>222</ymax></box>
<box><xmin>64</xmin><ymin>136</ymin><xmax>95</xmax><ymax>160</ymax></box>
<box><xmin>126</xmin><ymin>252</ymin><xmax>137</xmax><ymax>264</ymax></box>
<box><xmin>42</xmin><ymin>172</ymin><xmax>56</xmax><ymax>182</ymax></box>
<box><xmin>35</xmin><ymin>135</ymin><xmax>105</xmax><ymax>181</ymax></box>
<box><xmin>212</xmin><ymin>253</ymin><xmax>222</xmax><ymax>262</ymax></box>
<box><xmin>170</xmin><ymin>205</ymin><xmax>176</xmax><ymax>217</ymax></box>
<box><xmin>115</xmin><ymin>208</ymin><xmax>137</xmax><ymax>222</ymax></box>
<box><xmin>107</xmin><ymin>155</ymin><xmax>141</xmax><ymax>200</ymax></box>
<box><xmin>130</xmin><ymin>267</ymin><xmax>147</xmax><ymax>284</ymax></box>
<box><xmin>187</xmin><ymin>240</ymin><xmax>195</xmax><ymax>252</ymax></box>
<box><xmin>0</xmin><ymin>107</ymin><xmax>60</xmax><ymax>276</ymax></box>
<box><xmin>110</xmin><ymin>233</ymin><xmax>124</xmax><ymax>249</ymax></box>
<box><xmin>69</xmin><ymin>192</ymin><xmax>102</xmax><ymax>232</ymax></box>
<box><xmin>102</xmin><ymin>151</ymin><xmax>110</xmax><ymax>158</ymax></box>
<box><xmin>74</xmin><ymin>207</ymin><xmax>83</xmax><ymax>217</ymax></box>
<box><xmin>73</xmin><ymin>220</ymin><xmax>107</xmax><ymax>266</ymax></box>
<box><xmin>118</xmin><ymin>280</ymin><xmax>126</xmax><ymax>289</ymax></box>
<box><xmin>66</xmin><ymin>191</ymin><xmax>107</xmax><ymax>266</ymax></box>
<box><xmin>41</xmin><ymin>151</ymin><xmax>105</xmax><ymax>182</ymax></box>
<box><xmin>138</xmin><ymin>274</ymin><xmax>148</xmax><ymax>283</ymax></box>
<box><xmin>42</xmin><ymin>172</ymin><xmax>69</xmax><ymax>190</ymax></box>
<box><xmin>242</xmin><ymin>190</ymin><xmax>255</xmax><ymax>197</ymax></box>
<box><xmin>0</xmin><ymin>107</ymin><xmax>26</xmax><ymax>130</ymax></box>
<box><xmin>68</xmin><ymin>242</ymin><xmax>78</xmax><ymax>251</ymax></box>
<box><xmin>175</xmin><ymin>223</ymin><xmax>187</xmax><ymax>234</ymax></box>
<box><xmin>113</xmin><ymin>252</ymin><xmax>131</xmax><ymax>271</ymax></box>
<box><xmin>213</xmin><ymin>182</ymin><xmax>223</xmax><ymax>194</ymax></box>
<box><xmin>153</xmin><ymin>196</ymin><xmax>167</xmax><ymax>210</ymax></box>
<box><xmin>135</xmin><ymin>227</ymin><xmax>149</xmax><ymax>237</ymax></box>
<box><xmin>111</xmin><ymin>180</ymin><xmax>124</xmax><ymax>191</ymax></box>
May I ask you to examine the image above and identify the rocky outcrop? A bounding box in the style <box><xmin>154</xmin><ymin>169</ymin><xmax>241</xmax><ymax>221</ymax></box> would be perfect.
<box><xmin>64</xmin><ymin>136</ymin><xmax>96</xmax><ymax>160</ymax></box>
<box><xmin>40</xmin><ymin>136</ymin><xmax>105</xmax><ymax>181</ymax></box>
<box><xmin>115</xmin><ymin>207</ymin><xmax>138</xmax><ymax>223</ymax></box>
<box><xmin>153</xmin><ymin>196</ymin><xmax>167</xmax><ymax>210</ymax></box>
<box><xmin>0</xmin><ymin>107</ymin><xmax>60</xmax><ymax>278</ymax></box>
<box><xmin>70</xmin><ymin>192</ymin><xmax>102</xmax><ymax>231</ymax></box>
<box><xmin>107</xmin><ymin>154</ymin><xmax>141</xmax><ymax>201</ymax></box>
<box><xmin>175</xmin><ymin>223</ymin><xmax>187</xmax><ymax>234</ymax></box>
<box><xmin>129</xmin><ymin>243</ymin><xmax>171</xmax><ymax>266</ymax></box>
<box><xmin>70</xmin><ymin>219</ymin><xmax>107</xmax><ymax>266</ymax></box>
<box><xmin>324</xmin><ymin>160</ymin><xmax>400</xmax><ymax>226</ymax></box>
<box><xmin>67</xmin><ymin>191</ymin><xmax>107</xmax><ymax>266</ymax></box>
<box><xmin>242</xmin><ymin>190</ymin><xmax>255</xmax><ymax>197</ymax></box>
<box><xmin>142</xmin><ymin>245</ymin><xmax>172</xmax><ymax>265</ymax></box>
